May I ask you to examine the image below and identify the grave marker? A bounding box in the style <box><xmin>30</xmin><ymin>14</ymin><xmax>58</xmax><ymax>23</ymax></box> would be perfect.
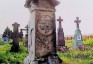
<box><xmin>24</xmin><ymin>0</ymin><xmax>62</xmax><ymax>64</ymax></box>
<box><xmin>10</xmin><ymin>22</ymin><xmax>20</xmax><ymax>52</ymax></box>
<box><xmin>57</xmin><ymin>17</ymin><xmax>65</xmax><ymax>47</ymax></box>
<box><xmin>73</xmin><ymin>17</ymin><xmax>83</xmax><ymax>48</ymax></box>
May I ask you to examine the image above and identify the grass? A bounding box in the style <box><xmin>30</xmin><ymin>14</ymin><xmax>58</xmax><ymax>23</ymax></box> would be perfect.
<box><xmin>0</xmin><ymin>39</ymin><xmax>28</xmax><ymax>64</ymax></box>
<box><xmin>0</xmin><ymin>37</ymin><xmax>93</xmax><ymax>64</ymax></box>
<box><xmin>58</xmin><ymin>38</ymin><xmax>93</xmax><ymax>64</ymax></box>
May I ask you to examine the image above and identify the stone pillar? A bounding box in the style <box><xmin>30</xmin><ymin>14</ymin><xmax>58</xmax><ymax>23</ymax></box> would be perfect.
<box><xmin>24</xmin><ymin>0</ymin><xmax>62</xmax><ymax>64</ymax></box>
<box><xmin>73</xmin><ymin>17</ymin><xmax>83</xmax><ymax>48</ymax></box>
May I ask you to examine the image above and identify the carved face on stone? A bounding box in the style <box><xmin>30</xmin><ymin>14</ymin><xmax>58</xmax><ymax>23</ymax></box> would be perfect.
<box><xmin>37</xmin><ymin>15</ymin><xmax>53</xmax><ymax>36</ymax></box>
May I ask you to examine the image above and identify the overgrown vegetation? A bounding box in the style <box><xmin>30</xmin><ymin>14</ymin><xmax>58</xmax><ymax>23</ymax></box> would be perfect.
<box><xmin>0</xmin><ymin>39</ymin><xmax>28</xmax><ymax>64</ymax></box>
<box><xmin>83</xmin><ymin>37</ymin><xmax>93</xmax><ymax>46</ymax></box>
<box><xmin>0</xmin><ymin>37</ymin><xmax>93</xmax><ymax>64</ymax></box>
<box><xmin>0</xmin><ymin>39</ymin><xmax>6</xmax><ymax>45</ymax></box>
<box><xmin>58</xmin><ymin>38</ymin><xmax>93</xmax><ymax>64</ymax></box>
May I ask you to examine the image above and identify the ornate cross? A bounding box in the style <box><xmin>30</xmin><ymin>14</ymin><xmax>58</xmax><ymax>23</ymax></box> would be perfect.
<box><xmin>57</xmin><ymin>16</ymin><xmax>63</xmax><ymax>23</ymax></box>
<box><xmin>74</xmin><ymin>17</ymin><xmax>81</xmax><ymax>24</ymax></box>
<box><xmin>74</xmin><ymin>17</ymin><xmax>81</xmax><ymax>29</ymax></box>
<box><xmin>57</xmin><ymin>16</ymin><xmax>63</xmax><ymax>28</ymax></box>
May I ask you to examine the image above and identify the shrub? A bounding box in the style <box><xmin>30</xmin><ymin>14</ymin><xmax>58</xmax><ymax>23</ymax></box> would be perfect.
<box><xmin>0</xmin><ymin>40</ymin><xmax>28</xmax><ymax>64</ymax></box>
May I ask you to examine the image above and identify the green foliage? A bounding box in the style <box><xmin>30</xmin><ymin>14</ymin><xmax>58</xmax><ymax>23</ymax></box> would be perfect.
<box><xmin>83</xmin><ymin>37</ymin><xmax>93</xmax><ymax>46</ymax></box>
<box><xmin>58</xmin><ymin>49</ymin><xmax>93</xmax><ymax>64</ymax></box>
<box><xmin>65</xmin><ymin>40</ymin><xmax>73</xmax><ymax>47</ymax></box>
<box><xmin>58</xmin><ymin>38</ymin><xmax>93</xmax><ymax>64</ymax></box>
<box><xmin>0</xmin><ymin>39</ymin><xmax>7</xmax><ymax>45</ymax></box>
<box><xmin>0</xmin><ymin>39</ymin><xmax>28</xmax><ymax>64</ymax></box>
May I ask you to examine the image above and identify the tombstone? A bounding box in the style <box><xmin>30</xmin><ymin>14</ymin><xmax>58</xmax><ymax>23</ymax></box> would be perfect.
<box><xmin>10</xmin><ymin>22</ymin><xmax>20</xmax><ymax>52</ymax></box>
<box><xmin>57</xmin><ymin>17</ymin><xmax>65</xmax><ymax>50</ymax></box>
<box><xmin>24</xmin><ymin>0</ymin><xmax>62</xmax><ymax>64</ymax></box>
<box><xmin>73</xmin><ymin>17</ymin><xmax>83</xmax><ymax>48</ymax></box>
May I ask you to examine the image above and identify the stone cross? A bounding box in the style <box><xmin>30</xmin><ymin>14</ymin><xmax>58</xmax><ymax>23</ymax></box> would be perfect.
<box><xmin>57</xmin><ymin>17</ymin><xmax>63</xmax><ymax>28</ymax></box>
<box><xmin>73</xmin><ymin>17</ymin><xmax>83</xmax><ymax>48</ymax></box>
<box><xmin>74</xmin><ymin>17</ymin><xmax>81</xmax><ymax>29</ymax></box>
<box><xmin>12</xmin><ymin>22</ymin><xmax>20</xmax><ymax>33</ymax></box>
<box><xmin>57</xmin><ymin>17</ymin><xmax>65</xmax><ymax>51</ymax></box>
<box><xmin>10</xmin><ymin>22</ymin><xmax>20</xmax><ymax>52</ymax></box>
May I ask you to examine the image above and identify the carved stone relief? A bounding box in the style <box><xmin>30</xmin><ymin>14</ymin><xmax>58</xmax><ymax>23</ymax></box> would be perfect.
<box><xmin>37</xmin><ymin>15</ymin><xmax>53</xmax><ymax>36</ymax></box>
<box><xmin>35</xmin><ymin>11</ymin><xmax>56</xmax><ymax>57</ymax></box>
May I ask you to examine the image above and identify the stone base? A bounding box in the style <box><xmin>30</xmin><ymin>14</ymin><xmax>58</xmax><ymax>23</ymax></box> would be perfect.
<box><xmin>24</xmin><ymin>54</ymin><xmax>62</xmax><ymax>64</ymax></box>
<box><xmin>24</xmin><ymin>56</ymin><xmax>38</xmax><ymax>64</ymax></box>
<box><xmin>73</xmin><ymin>41</ymin><xmax>83</xmax><ymax>48</ymax></box>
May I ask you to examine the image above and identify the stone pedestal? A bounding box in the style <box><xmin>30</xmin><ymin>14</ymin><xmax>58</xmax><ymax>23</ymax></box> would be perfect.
<box><xmin>24</xmin><ymin>0</ymin><xmax>62</xmax><ymax>64</ymax></box>
<box><xmin>73</xmin><ymin>17</ymin><xmax>83</xmax><ymax>48</ymax></box>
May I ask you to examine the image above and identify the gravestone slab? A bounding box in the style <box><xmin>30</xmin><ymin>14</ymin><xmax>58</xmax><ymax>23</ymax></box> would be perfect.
<box><xmin>73</xmin><ymin>17</ymin><xmax>83</xmax><ymax>48</ymax></box>
<box><xmin>24</xmin><ymin>0</ymin><xmax>62</xmax><ymax>64</ymax></box>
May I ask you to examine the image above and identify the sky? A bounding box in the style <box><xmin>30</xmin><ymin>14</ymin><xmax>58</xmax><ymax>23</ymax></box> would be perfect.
<box><xmin>0</xmin><ymin>0</ymin><xmax>93</xmax><ymax>36</ymax></box>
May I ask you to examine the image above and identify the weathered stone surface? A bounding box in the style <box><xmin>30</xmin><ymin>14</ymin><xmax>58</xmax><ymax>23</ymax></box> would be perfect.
<box><xmin>35</xmin><ymin>11</ymin><xmax>56</xmax><ymax>57</ymax></box>
<box><xmin>24</xmin><ymin>0</ymin><xmax>62</xmax><ymax>64</ymax></box>
<box><xmin>24</xmin><ymin>0</ymin><xmax>59</xmax><ymax>8</ymax></box>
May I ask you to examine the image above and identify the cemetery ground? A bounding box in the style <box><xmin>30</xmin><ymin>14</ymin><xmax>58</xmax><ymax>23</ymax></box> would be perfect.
<box><xmin>58</xmin><ymin>37</ymin><xmax>93</xmax><ymax>64</ymax></box>
<box><xmin>0</xmin><ymin>38</ymin><xmax>93</xmax><ymax>64</ymax></box>
<box><xmin>0</xmin><ymin>39</ymin><xmax>28</xmax><ymax>64</ymax></box>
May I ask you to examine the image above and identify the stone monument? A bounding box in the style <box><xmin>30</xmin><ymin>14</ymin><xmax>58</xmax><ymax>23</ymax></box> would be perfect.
<box><xmin>10</xmin><ymin>22</ymin><xmax>20</xmax><ymax>52</ymax></box>
<box><xmin>73</xmin><ymin>17</ymin><xmax>83</xmax><ymax>48</ymax></box>
<box><xmin>24</xmin><ymin>0</ymin><xmax>62</xmax><ymax>64</ymax></box>
<box><xmin>57</xmin><ymin>17</ymin><xmax>65</xmax><ymax>50</ymax></box>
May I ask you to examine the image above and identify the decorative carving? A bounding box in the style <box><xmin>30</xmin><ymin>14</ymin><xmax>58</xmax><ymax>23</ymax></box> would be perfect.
<box><xmin>37</xmin><ymin>15</ymin><xmax>53</xmax><ymax>36</ymax></box>
<box><xmin>35</xmin><ymin>12</ymin><xmax>56</xmax><ymax>57</ymax></box>
<box><xmin>35</xmin><ymin>30</ymin><xmax>54</xmax><ymax>56</ymax></box>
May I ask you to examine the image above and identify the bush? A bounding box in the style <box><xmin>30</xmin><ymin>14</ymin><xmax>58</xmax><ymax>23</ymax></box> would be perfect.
<box><xmin>0</xmin><ymin>40</ymin><xmax>28</xmax><ymax>64</ymax></box>
<box><xmin>0</xmin><ymin>39</ymin><xmax>6</xmax><ymax>45</ymax></box>
<box><xmin>83</xmin><ymin>38</ymin><xmax>93</xmax><ymax>46</ymax></box>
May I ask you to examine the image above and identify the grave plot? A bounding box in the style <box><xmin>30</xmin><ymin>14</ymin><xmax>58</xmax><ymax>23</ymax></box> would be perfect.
<box><xmin>57</xmin><ymin>17</ymin><xmax>93</xmax><ymax>64</ymax></box>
